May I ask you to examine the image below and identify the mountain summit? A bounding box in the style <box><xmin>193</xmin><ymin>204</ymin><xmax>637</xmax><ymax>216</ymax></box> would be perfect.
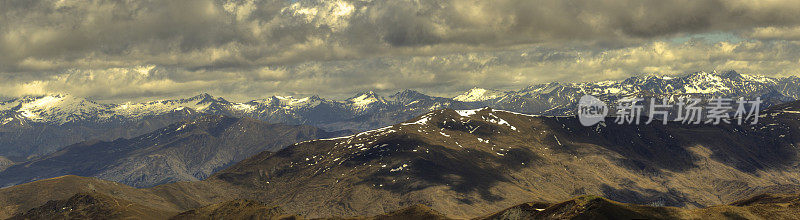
<box><xmin>453</xmin><ymin>87</ymin><xmax>505</xmax><ymax>102</ymax></box>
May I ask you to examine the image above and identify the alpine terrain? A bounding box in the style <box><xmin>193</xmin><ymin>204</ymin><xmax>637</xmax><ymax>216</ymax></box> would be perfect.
<box><xmin>2</xmin><ymin>70</ymin><xmax>799</xmax><ymax>162</ymax></box>
<box><xmin>3</xmin><ymin>99</ymin><xmax>800</xmax><ymax>218</ymax></box>
<box><xmin>0</xmin><ymin>115</ymin><xmax>350</xmax><ymax>188</ymax></box>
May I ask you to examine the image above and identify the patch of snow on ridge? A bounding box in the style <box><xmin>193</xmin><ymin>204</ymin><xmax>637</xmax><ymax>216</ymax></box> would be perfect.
<box><xmin>25</xmin><ymin>95</ymin><xmax>63</xmax><ymax>110</ymax></box>
<box><xmin>355</xmin><ymin>125</ymin><xmax>395</xmax><ymax>137</ymax></box>
<box><xmin>455</xmin><ymin>108</ymin><xmax>482</xmax><ymax>117</ymax></box>
<box><xmin>491</xmin><ymin>109</ymin><xmax>539</xmax><ymax>118</ymax></box>
<box><xmin>683</xmin><ymin>85</ymin><xmax>725</xmax><ymax>94</ymax></box>
<box><xmin>390</xmin><ymin>164</ymin><xmax>408</xmax><ymax>172</ymax></box>
<box><xmin>112</xmin><ymin>100</ymin><xmax>210</xmax><ymax>118</ymax></box>
<box><xmin>403</xmin><ymin>116</ymin><xmax>429</xmax><ymax>125</ymax></box>
<box><xmin>273</xmin><ymin>96</ymin><xmax>317</xmax><ymax>108</ymax></box>
<box><xmin>231</xmin><ymin>103</ymin><xmax>256</xmax><ymax>111</ymax></box>
<box><xmin>681</xmin><ymin>71</ymin><xmax>730</xmax><ymax>94</ymax></box>
<box><xmin>741</xmin><ymin>74</ymin><xmax>776</xmax><ymax>84</ymax></box>
<box><xmin>485</xmin><ymin>113</ymin><xmax>517</xmax><ymax>131</ymax></box>
<box><xmin>402</xmin><ymin>112</ymin><xmax>436</xmax><ymax>125</ymax></box>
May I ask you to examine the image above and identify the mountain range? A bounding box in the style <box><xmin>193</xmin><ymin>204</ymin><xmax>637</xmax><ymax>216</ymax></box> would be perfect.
<box><xmin>2</xmin><ymin>70</ymin><xmax>800</xmax><ymax>162</ymax></box>
<box><xmin>203</xmin><ymin>102</ymin><xmax>800</xmax><ymax>218</ymax></box>
<box><xmin>0</xmin><ymin>115</ymin><xmax>350</xmax><ymax>188</ymax></box>
<box><xmin>3</xmin><ymin>98</ymin><xmax>800</xmax><ymax>218</ymax></box>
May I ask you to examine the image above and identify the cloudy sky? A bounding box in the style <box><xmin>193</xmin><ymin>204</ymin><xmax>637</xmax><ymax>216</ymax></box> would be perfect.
<box><xmin>3</xmin><ymin>0</ymin><xmax>800</xmax><ymax>101</ymax></box>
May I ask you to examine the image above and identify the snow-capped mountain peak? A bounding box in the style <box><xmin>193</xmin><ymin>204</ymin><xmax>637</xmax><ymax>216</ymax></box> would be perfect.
<box><xmin>0</xmin><ymin>94</ymin><xmax>107</xmax><ymax>124</ymax></box>
<box><xmin>453</xmin><ymin>87</ymin><xmax>504</xmax><ymax>102</ymax></box>
<box><xmin>347</xmin><ymin>91</ymin><xmax>385</xmax><ymax>107</ymax></box>
<box><xmin>2</xmin><ymin>71</ymin><xmax>800</xmax><ymax>129</ymax></box>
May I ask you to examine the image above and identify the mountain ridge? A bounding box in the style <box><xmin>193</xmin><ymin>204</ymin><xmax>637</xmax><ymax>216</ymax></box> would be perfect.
<box><xmin>2</xmin><ymin>70</ymin><xmax>800</xmax><ymax>165</ymax></box>
<box><xmin>0</xmin><ymin>115</ymin><xmax>351</xmax><ymax>188</ymax></box>
<box><xmin>5</xmin><ymin>70</ymin><xmax>798</xmax><ymax>127</ymax></box>
<box><xmin>201</xmin><ymin>99</ymin><xmax>800</xmax><ymax>218</ymax></box>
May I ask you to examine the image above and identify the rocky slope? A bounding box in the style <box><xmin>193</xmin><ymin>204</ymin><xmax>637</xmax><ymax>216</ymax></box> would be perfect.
<box><xmin>204</xmin><ymin>100</ymin><xmax>800</xmax><ymax>218</ymax></box>
<box><xmin>0</xmin><ymin>115</ymin><xmax>350</xmax><ymax>188</ymax></box>
<box><xmin>481</xmin><ymin>193</ymin><xmax>800</xmax><ymax>220</ymax></box>
<box><xmin>8</xmin><ymin>182</ymin><xmax>800</xmax><ymax>220</ymax></box>
<box><xmin>7</xmin><ymin>192</ymin><xmax>168</xmax><ymax>220</ymax></box>
<box><xmin>0</xmin><ymin>176</ymin><xmax>193</xmax><ymax>219</ymax></box>
<box><xmin>0</xmin><ymin>105</ymin><xmax>199</xmax><ymax>161</ymax></box>
<box><xmin>170</xmin><ymin>200</ymin><xmax>295</xmax><ymax>220</ymax></box>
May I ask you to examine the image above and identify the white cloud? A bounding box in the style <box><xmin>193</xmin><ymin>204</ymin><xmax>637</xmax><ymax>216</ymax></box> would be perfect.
<box><xmin>2</xmin><ymin>0</ymin><xmax>800</xmax><ymax>100</ymax></box>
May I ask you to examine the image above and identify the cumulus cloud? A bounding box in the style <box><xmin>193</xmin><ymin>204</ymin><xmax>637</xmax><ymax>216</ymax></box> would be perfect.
<box><xmin>2</xmin><ymin>0</ymin><xmax>800</xmax><ymax>100</ymax></box>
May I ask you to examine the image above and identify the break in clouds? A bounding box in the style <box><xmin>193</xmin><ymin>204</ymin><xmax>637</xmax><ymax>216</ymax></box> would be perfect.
<box><xmin>3</xmin><ymin>0</ymin><xmax>800</xmax><ymax>100</ymax></box>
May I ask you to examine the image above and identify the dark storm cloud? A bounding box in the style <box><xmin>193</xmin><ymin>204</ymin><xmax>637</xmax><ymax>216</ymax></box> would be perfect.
<box><xmin>3</xmin><ymin>0</ymin><xmax>800</xmax><ymax>100</ymax></box>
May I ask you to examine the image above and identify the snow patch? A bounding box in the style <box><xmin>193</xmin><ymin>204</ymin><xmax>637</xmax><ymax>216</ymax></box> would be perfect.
<box><xmin>390</xmin><ymin>164</ymin><xmax>408</xmax><ymax>172</ymax></box>
<box><xmin>485</xmin><ymin>113</ymin><xmax>517</xmax><ymax>131</ymax></box>
<box><xmin>454</xmin><ymin>88</ymin><xmax>504</xmax><ymax>102</ymax></box>
<box><xmin>402</xmin><ymin>113</ymin><xmax>433</xmax><ymax>125</ymax></box>
<box><xmin>455</xmin><ymin>109</ymin><xmax>482</xmax><ymax>117</ymax></box>
<box><xmin>348</xmin><ymin>93</ymin><xmax>379</xmax><ymax>108</ymax></box>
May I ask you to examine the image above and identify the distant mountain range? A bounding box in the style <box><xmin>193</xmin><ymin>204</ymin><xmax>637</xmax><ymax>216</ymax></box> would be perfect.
<box><xmin>0</xmin><ymin>115</ymin><xmax>350</xmax><ymax>188</ymax></box>
<box><xmin>4</xmin><ymin>99</ymin><xmax>800</xmax><ymax>218</ymax></box>
<box><xmin>2</xmin><ymin>70</ymin><xmax>800</xmax><ymax>160</ymax></box>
